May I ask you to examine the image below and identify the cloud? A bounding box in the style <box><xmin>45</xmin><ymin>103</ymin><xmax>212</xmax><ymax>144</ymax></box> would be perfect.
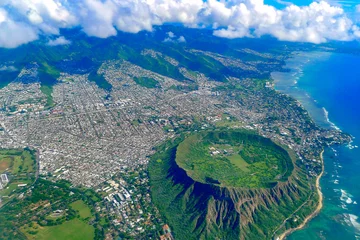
<box><xmin>275</xmin><ymin>0</ymin><xmax>292</xmax><ymax>7</ymax></box>
<box><xmin>178</xmin><ymin>36</ymin><xmax>186</xmax><ymax>43</ymax></box>
<box><xmin>167</xmin><ymin>32</ymin><xmax>175</xmax><ymax>38</ymax></box>
<box><xmin>0</xmin><ymin>0</ymin><xmax>359</xmax><ymax>48</ymax></box>
<box><xmin>208</xmin><ymin>0</ymin><xmax>356</xmax><ymax>44</ymax></box>
<box><xmin>163</xmin><ymin>31</ymin><xmax>186</xmax><ymax>43</ymax></box>
<box><xmin>47</xmin><ymin>36</ymin><xmax>71</xmax><ymax>46</ymax></box>
<box><xmin>0</xmin><ymin>8</ymin><xmax>39</xmax><ymax>48</ymax></box>
<box><xmin>0</xmin><ymin>65</ymin><xmax>17</xmax><ymax>72</ymax></box>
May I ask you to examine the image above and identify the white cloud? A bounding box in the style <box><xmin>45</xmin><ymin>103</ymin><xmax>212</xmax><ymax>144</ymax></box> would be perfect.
<box><xmin>178</xmin><ymin>36</ymin><xmax>186</xmax><ymax>43</ymax></box>
<box><xmin>207</xmin><ymin>0</ymin><xmax>356</xmax><ymax>44</ymax></box>
<box><xmin>0</xmin><ymin>65</ymin><xmax>17</xmax><ymax>72</ymax></box>
<box><xmin>47</xmin><ymin>36</ymin><xmax>71</xmax><ymax>46</ymax></box>
<box><xmin>4</xmin><ymin>0</ymin><xmax>77</xmax><ymax>34</ymax></box>
<box><xmin>0</xmin><ymin>8</ymin><xmax>38</xmax><ymax>48</ymax></box>
<box><xmin>276</xmin><ymin>0</ymin><xmax>292</xmax><ymax>7</ymax></box>
<box><xmin>167</xmin><ymin>32</ymin><xmax>175</xmax><ymax>38</ymax></box>
<box><xmin>163</xmin><ymin>31</ymin><xmax>186</xmax><ymax>43</ymax></box>
<box><xmin>0</xmin><ymin>0</ymin><xmax>359</xmax><ymax>48</ymax></box>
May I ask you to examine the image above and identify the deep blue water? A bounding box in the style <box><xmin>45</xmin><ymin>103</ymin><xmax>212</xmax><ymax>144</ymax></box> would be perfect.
<box><xmin>272</xmin><ymin>52</ymin><xmax>360</xmax><ymax>239</ymax></box>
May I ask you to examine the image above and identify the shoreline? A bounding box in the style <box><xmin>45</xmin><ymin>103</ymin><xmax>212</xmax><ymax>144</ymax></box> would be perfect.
<box><xmin>278</xmin><ymin>150</ymin><xmax>325</xmax><ymax>240</ymax></box>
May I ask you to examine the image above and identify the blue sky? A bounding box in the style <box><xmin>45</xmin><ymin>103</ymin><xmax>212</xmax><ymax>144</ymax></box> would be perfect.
<box><xmin>266</xmin><ymin>0</ymin><xmax>358</xmax><ymax>8</ymax></box>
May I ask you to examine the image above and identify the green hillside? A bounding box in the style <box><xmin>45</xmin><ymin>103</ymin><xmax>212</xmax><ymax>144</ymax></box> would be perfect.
<box><xmin>149</xmin><ymin>130</ymin><xmax>317</xmax><ymax>240</ymax></box>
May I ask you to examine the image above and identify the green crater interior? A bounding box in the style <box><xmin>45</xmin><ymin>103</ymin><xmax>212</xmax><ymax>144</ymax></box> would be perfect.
<box><xmin>176</xmin><ymin>130</ymin><xmax>294</xmax><ymax>188</ymax></box>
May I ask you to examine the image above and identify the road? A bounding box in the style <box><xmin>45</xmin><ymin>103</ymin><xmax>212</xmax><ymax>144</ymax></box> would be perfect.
<box><xmin>275</xmin><ymin>150</ymin><xmax>324</xmax><ymax>240</ymax></box>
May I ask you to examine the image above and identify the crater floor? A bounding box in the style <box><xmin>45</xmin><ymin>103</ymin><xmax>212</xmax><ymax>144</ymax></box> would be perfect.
<box><xmin>176</xmin><ymin>130</ymin><xmax>294</xmax><ymax>188</ymax></box>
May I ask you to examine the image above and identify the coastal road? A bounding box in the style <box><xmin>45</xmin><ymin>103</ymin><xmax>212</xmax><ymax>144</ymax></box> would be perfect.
<box><xmin>275</xmin><ymin>150</ymin><xmax>324</xmax><ymax>240</ymax></box>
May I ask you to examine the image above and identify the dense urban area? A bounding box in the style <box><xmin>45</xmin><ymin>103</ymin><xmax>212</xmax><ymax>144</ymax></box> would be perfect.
<box><xmin>0</xmin><ymin>30</ymin><xmax>351</xmax><ymax>240</ymax></box>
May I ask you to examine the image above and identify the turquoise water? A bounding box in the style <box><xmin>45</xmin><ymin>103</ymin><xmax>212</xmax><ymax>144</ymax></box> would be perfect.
<box><xmin>271</xmin><ymin>51</ymin><xmax>360</xmax><ymax>239</ymax></box>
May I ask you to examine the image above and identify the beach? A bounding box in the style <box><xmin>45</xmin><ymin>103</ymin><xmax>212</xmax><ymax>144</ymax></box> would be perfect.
<box><xmin>272</xmin><ymin>51</ymin><xmax>360</xmax><ymax>239</ymax></box>
<box><xmin>278</xmin><ymin>150</ymin><xmax>324</xmax><ymax>240</ymax></box>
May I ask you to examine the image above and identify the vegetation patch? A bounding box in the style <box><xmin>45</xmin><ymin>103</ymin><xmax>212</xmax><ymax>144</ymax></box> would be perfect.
<box><xmin>133</xmin><ymin>77</ymin><xmax>160</xmax><ymax>89</ymax></box>
<box><xmin>176</xmin><ymin>130</ymin><xmax>294</xmax><ymax>188</ymax></box>
<box><xmin>227</xmin><ymin>153</ymin><xmax>250</xmax><ymax>172</ymax></box>
<box><xmin>88</xmin><ymin>71</ymin><xmax>112</xmax><ymax>91</ymax></box>
<box><xmin>0</xmin><ymin>178</ymin><xmax>105</xmax><ymax>240</ymax></box>
<box><xmin>40</xmin><ymin>85</ymin><xmax>54</xmax><ymax>108</ymax></box>
<box><xmin>38</xmin><ymin>62</ymin><xmax>60</xmax><ymax>108</ymax></box>
<box><xmin>39</xmin><ymin>62</ymin><xmax>60</xmax><ymax>79</ymax></box>
<box><xmin>0</xmin><ymin>70</ymin><xmax>20</xmax><ymax>89</ymax></box>
<box><xmin>0</xmin><ymin>148</ymin><xmax>36</xmax><ymax>201</ymax></box>
<box><xmin>0</xmin><ymin>149</ymin><xmax>36</xmax><ymax>175</ymax></box>
<box><xmin>70</xmin><ymin>200</ymin><xmax>92</xmax><ymax>219</ymax></box>
<box><xmin>22</xmin><ymin>219</ymin><xmax>94</xmax><ymax>240</ymax></box>
<box><xmin>0</xmin><ymin>157</ymin><xmax>11</xmax><ymax>172</ymax></box>
<box><xmin>149</xmin><ymin>132</ymin><xmax>312</xmax><ymax>240</ymax></box>
<box><xmin>130</xmin><ymin>54</ymin><xmax>184</xmax><ymax>82</ymax></box>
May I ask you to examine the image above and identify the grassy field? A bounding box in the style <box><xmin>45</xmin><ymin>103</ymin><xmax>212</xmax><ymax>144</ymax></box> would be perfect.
<box><xmin>22</xmin><ymin>219</ymin><xmax>94</xmax><ymax>240</ymax></box>
<box><xmin>0</xmin><ymin>157</ymin><xmax>11</xmax><ymax>172</ymax></box>
<box><xmin>70</xmin><ymin>200</ymin><xmax>92</xmax><ymax>219</ymax></box>
<box><xmin>0</xmin><ymin>149</ymin><xmax>36</xmax><ymax>198</ymax></box>
<box><xmin>38</xmin><ymin>62</ymin><xmax>61</xmax><ymax>108</ymax></box>
<box><xmin>0</xmin><ymin>183</ymin><xmax>18</xmax><ymax>196</ymax></box>
<box><xmin>227</xmin><ymin>154</ymin><xmax>250</xmax><ymax>172</ymax></box>
<box><xmin>133</xmin><ymin>77</ymin><xmax>160</xmax><ymax>89</ymax></box>
<box><xmin>12</xmin><ymin>156</ymin><xmax>23</xmax><ymax>173</ymax></box>
<box><xmin>176</xmin><ymin>130</ymin><xmax>294</xmax><ymax>188</ymax></box>
<box><xmin>0</xmin><ymin>149</ymin><xmax>35</xmax><ymax>175</ymax></box>
<box><xmin>40</xmin><ymin>85</ymin><xmax>54</xmax><ymax>108</ymax></box>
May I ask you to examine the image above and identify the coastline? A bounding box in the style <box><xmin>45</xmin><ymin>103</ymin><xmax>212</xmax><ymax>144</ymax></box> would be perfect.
<box><xmin>272</xmin><ymin>51</ymin><xmax>360</xmax><ymax>239</ymax></box>
<box><xmin>278</xmin><ymin>150</ymin><xmax>325</xmax><ymax>240</ymax></box>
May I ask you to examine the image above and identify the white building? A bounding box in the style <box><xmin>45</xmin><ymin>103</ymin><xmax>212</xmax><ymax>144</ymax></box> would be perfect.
<box><xmin>1</xmin><ymin>174</ymin><xmax>8</xmax><ymax>183</ymax></box>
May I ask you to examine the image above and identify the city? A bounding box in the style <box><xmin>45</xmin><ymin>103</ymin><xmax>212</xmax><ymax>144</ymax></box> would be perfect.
<box><xmin>0</xmin><ymin>45</ymin><xmax>351</xmax><ymax>239</ymax></box>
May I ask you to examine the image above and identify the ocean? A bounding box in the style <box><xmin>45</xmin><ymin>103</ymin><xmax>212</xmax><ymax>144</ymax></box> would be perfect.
<box><xmin>271</xmin><ymin>51</ymin><xmax>360</xmax><ymax>239</ymax></box>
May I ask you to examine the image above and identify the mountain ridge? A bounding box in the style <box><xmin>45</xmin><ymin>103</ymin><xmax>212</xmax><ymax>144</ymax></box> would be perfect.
<box><xmin>149</xmin><ymin>131</ymin><xmax>316</xmax><ymax>240</ymax></box>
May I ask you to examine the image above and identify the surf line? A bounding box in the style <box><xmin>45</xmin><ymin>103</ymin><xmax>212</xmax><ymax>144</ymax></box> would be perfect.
<box><xmin>277</xmin><ymin>150</ymin><xmax>324</xmax><ymax>240</ymax></box>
